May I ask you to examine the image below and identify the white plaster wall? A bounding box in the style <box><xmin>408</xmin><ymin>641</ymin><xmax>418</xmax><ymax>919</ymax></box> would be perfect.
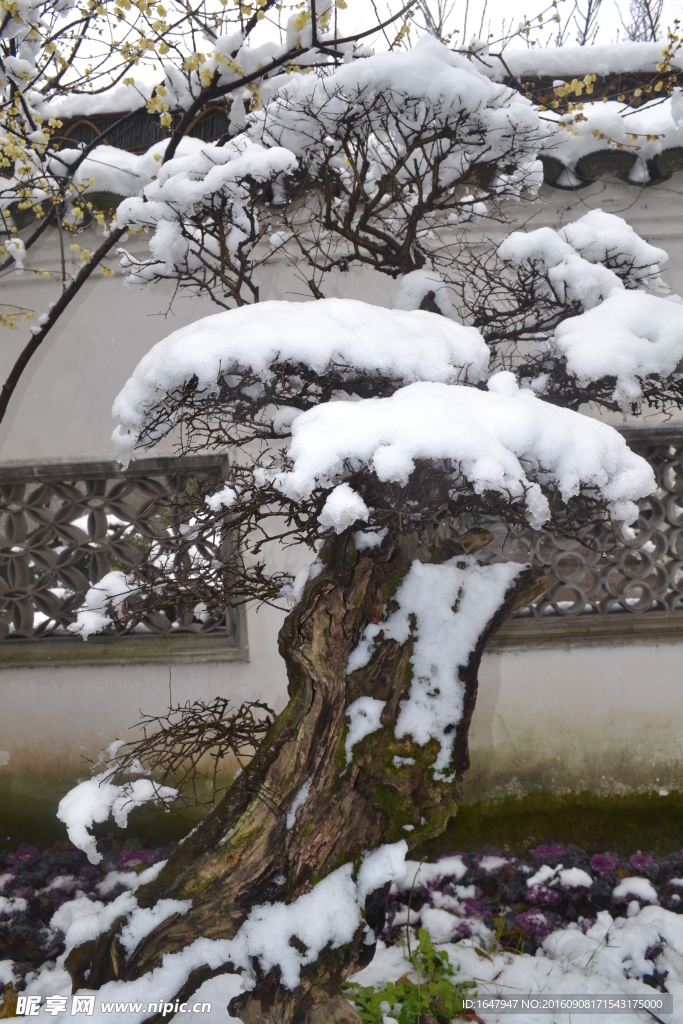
<box><xmin>2</xmin><ymin>629</ymin><xmax>682</xmax><ymax>799</ymax></box>
<box><xmin>469</xmin><ymin>641</ymin><xmax>683</xmax><ymax>800</ymax></box>
<box><xmin>0</xmin><ymin>602</ymin><xmax>289</xmax><ymax>776</ymax></box>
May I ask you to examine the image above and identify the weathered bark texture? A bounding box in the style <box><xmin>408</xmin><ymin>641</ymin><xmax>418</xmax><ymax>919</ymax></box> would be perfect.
<box><xmin>70</xmin><ymin>526</ymin><xmax>546</xmax><ymax>1024</ymax></box>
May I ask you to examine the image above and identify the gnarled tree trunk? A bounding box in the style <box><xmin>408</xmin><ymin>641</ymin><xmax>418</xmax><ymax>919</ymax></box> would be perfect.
<box><xmin>69</xmin><ymin>526</ymin><xmax>546</xmax><ymax>1024</ymax></box>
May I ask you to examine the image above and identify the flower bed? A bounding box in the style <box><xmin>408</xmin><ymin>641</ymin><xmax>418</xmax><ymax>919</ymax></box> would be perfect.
<box><xmin>2</xmin><ymin>838</ymin><xmax>683</xmax><ymax>1013</ymax></box>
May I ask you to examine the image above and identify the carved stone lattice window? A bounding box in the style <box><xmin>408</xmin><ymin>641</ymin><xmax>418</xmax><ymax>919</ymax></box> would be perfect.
<box><xmin>480</xmin><ymin>426</ymin><xmax>683</xmax><ymax>647</ymax></box>
<box><xmin>0</xmin><ymin>456</ymin><xmax>246</xmax><ymax>666</ymax></box>
<box><xmin>1</xmin><ymin>428</ymin><xmax>682</xmax><ymax>663</ymax></box>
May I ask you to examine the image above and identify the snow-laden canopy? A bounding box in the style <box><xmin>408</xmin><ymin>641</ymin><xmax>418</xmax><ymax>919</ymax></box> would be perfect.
<box><xmin>553</xmin><ymin>291</ymin><xmax>683</xmax><ymax>410</ymax></box>
<box><xmin>558</xmin><ymin>210</ymin><xmax>668</xmax><ymax>290</ymax></box>
<box><xmin>48</xmin><ymin>137</ymin><xmax>202</xmax><ymax>199</ymax></box>
<box><xmin>498</xmin><ymin>225</ymin><xmax>625</xmax><ymax>309</ymax></box>
<box><xmin>266</xmin><ymin>373</ymin><xmax>655</xmax><ymax>530</ymax></box>
<box><xmin>498</xmin><ymin>209</ymin><xmax>668</xmax><ymax>296</ymax></box>
<box><xmin>116</xmin><ymin>137</ymin><xmax>298</xmax><ymax>284</ymax></box>
<box><xmin>497</xmin><ymin>210</ymin><xmax>682</xmax><ymax>411</ymax></box>
<box><xmin>111</xmin><ymin>299</ymin><xmax>490</xmax><ymax>465</ymax></box>
<box><xmin>255</xmin><ymin>35</ymin><xmax>546</xmax><ymax>193</ymax></box>
<box><xmin>390</xmin><ymin>270</ymin><xmax>455</xmax><ymax>317</ymax></box>
<box><xmin>121</xmin><ymin>139</ymin><xmax>295</xmax><ymax>220</ymax></box>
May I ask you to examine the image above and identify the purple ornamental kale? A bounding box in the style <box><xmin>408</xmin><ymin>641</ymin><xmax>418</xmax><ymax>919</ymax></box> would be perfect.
<box><xmin>526</xmin><ymin>883</ymin><xmax>561</xmax><ymax>905</ymax></box>
<box><xmin>630</xmin><ymin>853</ymin><xmax>658</xmax><ymax>876</ymax></box>
<box><xmin>10</xmin><ymin>845</ymin><xmax>40</xmax><ymax>866</ymax></box>
<box><xmin>530</xmin><ymin>845</ymin><xmax>566</xmax><ymax>865</ymax></box>
<box><xmin>118</xmin><ymin>848</ymin><xmax>157</xmax><ymax>869</ymax></box>
<box><xmin>590</xmin><ymin>853</ymin><xmax>618</xmax><ymax>874</ymax></box>
<box><xmin>515</xmin><ymin>910</ymin><xmax>554</xmax><ymax>942</ymax></box>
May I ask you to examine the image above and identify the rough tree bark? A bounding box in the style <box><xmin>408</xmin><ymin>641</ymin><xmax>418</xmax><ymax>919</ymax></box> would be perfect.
<box><xmin>67</xmin><ymin>525</ymin><xmax>546</xmax><ymax>1024</ymax></box>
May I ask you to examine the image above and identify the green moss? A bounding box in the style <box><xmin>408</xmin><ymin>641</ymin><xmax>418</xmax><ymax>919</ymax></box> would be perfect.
<box><xmin>416</xmin><ymin>789</ymin><xmax>683</xmax><ymax>860</ymax></box>
<box><xmin>383</xmin><ymin>569</ymin><xmax>409</xmax><ymax>604</ymax></box>
<box><xmin>6</xmin><ymin>773</ymin><xmax>683</xmax><ymax>863</ymax></box>
<box><xmin>300</xmin><ymin>819</ymin><xmax>314</xmax><ymax>841</ymax></box>
<box><xmin>224</xmin><ymin>823</ymin><xmax>263</xmax><ymax>852</ymax></box>
<box><xmin>375</xmin><ymin>784</ymin><xmax>416</xmax><ymax>837</ymax></box>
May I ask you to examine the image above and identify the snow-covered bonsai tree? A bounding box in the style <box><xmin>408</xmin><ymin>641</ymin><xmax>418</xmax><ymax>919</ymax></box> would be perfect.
<box><xmin>57</xmin><ymin>297</ymin><xmax>657</xmax><ymax>1021</ymax></box>
<box><xmin>54</xmin><ymin>252</ymin><xmax>683</xmax><ymax>1023</ymax></box>
<box><xmin>40</xmin><ymin>30</ymin><xmax>683</xmax><ymax>1024</ymax></box>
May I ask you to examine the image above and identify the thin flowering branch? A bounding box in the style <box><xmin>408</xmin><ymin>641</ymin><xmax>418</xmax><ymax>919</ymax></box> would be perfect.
<box><xmin>0</xmin><ymin>223</ymin><xmax>126</xmax><ymax>423</ymax></box>
<box><xmin>0</xmin><ymin>0</ymin><xmax>423</xmax><ymax>423</ymax></box>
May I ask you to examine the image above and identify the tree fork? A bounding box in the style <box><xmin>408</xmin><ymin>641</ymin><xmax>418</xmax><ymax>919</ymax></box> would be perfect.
<box><xmin>72</xmin><ymin>524</ymin><xmax>547</xmax><ymax>1023</ymax></box>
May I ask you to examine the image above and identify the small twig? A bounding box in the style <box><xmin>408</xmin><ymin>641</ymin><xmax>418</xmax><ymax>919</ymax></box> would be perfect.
<box><xmin>406</xmin><ymin>856</ymin><xmax>427</xmax><ymax>961</ymax></box>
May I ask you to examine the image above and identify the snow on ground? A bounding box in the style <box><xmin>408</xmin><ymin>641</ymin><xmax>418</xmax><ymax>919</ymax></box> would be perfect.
<box><xmin>355</xmin><ymin>931</ymin><xmax>676</xmax><ymax>1024</ymax></box>
<box><xmin>367</xmin><ymin>845</ymin><xmax>683</xmax><ymax>1023</ymax></box>
<box><xmin>2</xmin><ymin>840</ymin><xmax>683</xmax><ymax>1021</ymax></box>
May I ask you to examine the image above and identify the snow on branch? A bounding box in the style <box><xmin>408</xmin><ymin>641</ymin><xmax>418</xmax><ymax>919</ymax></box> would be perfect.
<box><xmin>111</xmin><ymin>298</ymin><xmax>490</xmax><ymax>465</ymax></box>
<box><xmin>498</xmin><ymin>209</ymin><xmax>668</xmax><ymax>300</ymax></box>
<box><xmin>255</xmin><ymin>35</ymin><xmax>547</xmax><ymax>198</ymax></box>
<box><xmin>57</xmin><ymin>773</ymin><xmax>177</xmax><ymax>864</ymax></box>
<box><xmin>267</xmin><ymin>373</ymin><xmax>655</xmax><ymax>530</ymax></box>
<box><xmin>117</xmin><ymin>138</ymin><xmax>297</xmax><ymax>289</ymax></box>
<box><xmin>391</xmin><ymin>270</ymin><xmax>455</xmax><ymax>317</ymax></box>
<box><xmin>67</xmin><ymin>571</ymin><xmax>137</xmax><ymax>641</ymax></box>
<box><xmin>553</xmin><ymin>290</ymin><xmax>683</xmax><ymax>412</ymax></box>
<box><xmin>558</xmin><ymin>210</ymin><xmax>668</xmax><ymax>292</ymax></box>
<box><xmin>494</xmin><ymin>210</ymin><xmax>681</xmax><ymax>412</ymax></box>
<box><xmin>498</xmin><ymin>226</ymin><xmax>625</xmax><ymax>310</ymax></box>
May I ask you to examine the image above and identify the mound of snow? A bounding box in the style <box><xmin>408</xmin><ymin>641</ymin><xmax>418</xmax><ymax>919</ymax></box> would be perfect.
<box><xmin>553</xmin><ymin>290</ymin><xmax>683</xmax><ymax>411</ymax></box>
<box><xmin>112</xmin><ymin>299</ymin><xmax>490</xmax><ymax>465</ymax></box>
<box><xmin>270</xmin><ymin>373</ymin><xmax>655</xmax><ymax>528</ymax></box>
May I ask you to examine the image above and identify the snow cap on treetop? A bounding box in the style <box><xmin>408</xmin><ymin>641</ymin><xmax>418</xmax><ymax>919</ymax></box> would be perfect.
<box><xmin>254</xmin><ymin>35</ymin><xmax>548</xmax><ymax>191</ymax></box>
<box><xmin>111</xmin><ymin>299</ymin><xmax>490</xmax><ymax>465</ymax></box>
<box><xmin>558</xmin><ymin>210</ymin><xmax>668</xmax><ymax>290</ymax></box>
<box><xmin>498</xmin><ymin>209</ymin><xmax>669</xmax><ymax>299</ymax></box>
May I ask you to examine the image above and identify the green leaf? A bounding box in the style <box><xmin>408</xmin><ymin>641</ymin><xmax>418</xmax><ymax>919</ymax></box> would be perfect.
<box><xmin>344</xmin><ymin>929</ymin><xmax>475</xmax><ymax>1024</ymax></box>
